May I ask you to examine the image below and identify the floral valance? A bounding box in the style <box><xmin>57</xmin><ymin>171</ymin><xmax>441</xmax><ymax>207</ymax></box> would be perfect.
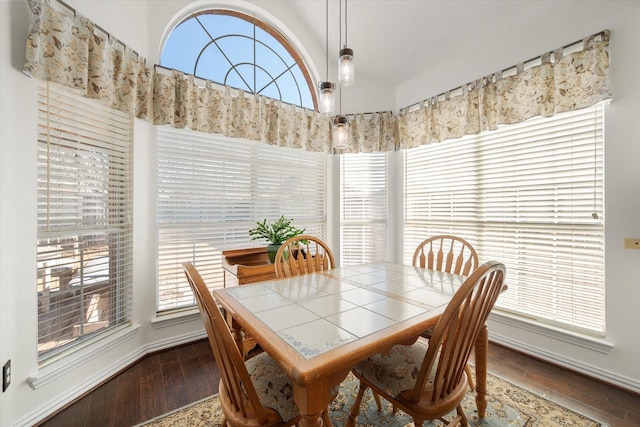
<box><xmin>23</xmin><ymin>0</ymin><xmax>152</xmax><ymax>120</ymax></box>
<box><xmin>398</xmin><ymin>31</ymin><xmax>611</xmax><ymax>149</ymax></box>
<box><xmin>23</xmin><ymin>0</ymin><xmax>610</xmax><ymax>154</ymax></box>
<box><xmin>153</xmin><ymin>70</ymin><xmax>324</xmax><ymax>152</ymax></box>
<box><xmin>21</xmin><ymin>0</ymin><xmax>395</xmax><ymax>153</ymax></box>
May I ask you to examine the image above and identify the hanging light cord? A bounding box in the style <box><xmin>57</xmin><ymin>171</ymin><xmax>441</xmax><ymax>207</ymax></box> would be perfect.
<box><xmin>345</xmin><ymin>0</ymin><xmax>348</xmax><ymax>48</ymax></box>
<box><xmin>339</xmin><ymin>78</ymin><xmax>342</xmax><ymax>115</ymax></box>
<box><xmin>338</xmin><ymin>0</ymin><xmax>343</xmax><ymax>114</ymax></box>
<box><xmin>339</xmin><ymin>0</ymin><xmax>343</xmax><ymax>49</ymax></box>
<box><xmin>325</xmin><ymin>0</ymin><xmax>329</xmax><ymax>80</ymax></box>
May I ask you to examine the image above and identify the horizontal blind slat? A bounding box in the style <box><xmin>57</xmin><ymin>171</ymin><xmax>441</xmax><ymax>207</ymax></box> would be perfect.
<box><xmin>157</xmin><ymin>126</ymin><xmax>326</xmax><ymax>311</ymax></box>
<box><xmin>37</xmin><ymin>82</ymin><xmax>133</xmax><ymax>361</ymax></box>
<box><xmin>403</xmin><ymin>102</ymin><xmax>605</xmax><ymax>336</ymax></box>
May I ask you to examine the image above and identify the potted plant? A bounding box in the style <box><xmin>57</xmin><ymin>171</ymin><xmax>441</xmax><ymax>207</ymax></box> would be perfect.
<box><xmin>248</xmin><ymin>216</ymin><xmax>305</xmax><ymax>263</ymax></box>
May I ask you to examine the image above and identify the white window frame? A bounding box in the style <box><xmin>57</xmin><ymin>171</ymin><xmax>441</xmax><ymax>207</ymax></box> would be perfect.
<box><xmin>36</xmin><ymin>82</ymin><xmax>134</xmax><ymax>362</ymax></box>
<box><xmin>160</xmin><ymin>9</ymin><xmax>317</xmax><ymax>110</ymax></box>
<box><xmin>403</xmin><ymin>103</ymin><xmax>605</xmax><ymax>336</ymax></box>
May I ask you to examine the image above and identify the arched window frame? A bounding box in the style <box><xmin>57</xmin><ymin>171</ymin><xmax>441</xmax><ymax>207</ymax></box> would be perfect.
<box><xmin>159</xmin><ymin>6</ymin><xmax>318</xmax><ymax>111</ymax></box>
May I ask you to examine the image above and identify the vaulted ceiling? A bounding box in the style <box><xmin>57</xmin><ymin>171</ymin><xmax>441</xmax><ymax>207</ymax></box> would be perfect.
<box><xmin>278</xmin><ymin>0</ymin><xmax>615</xmax><ymax>89</ymax></box>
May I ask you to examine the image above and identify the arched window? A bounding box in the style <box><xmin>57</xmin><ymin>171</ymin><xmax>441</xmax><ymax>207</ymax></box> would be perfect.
<box><xmin>161</xmin><ymin>10</ymin><xmax>317</xmax><ymax>110</ymax></box>
<box><xmin>156</xmin><ymin>7</ymin><xmax>326</xmax><ymax>313</ymax></box>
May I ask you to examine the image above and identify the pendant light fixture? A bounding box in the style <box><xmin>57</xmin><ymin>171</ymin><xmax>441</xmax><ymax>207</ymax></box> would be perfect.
<box><xmin>332</xmin><ymin>0</ymin><xmax>351</xmax><ymax>150</ymax></box>
<box><xmin>333</xmin><ymin>115</ymin><xmax>349</xmax><ymax>149</ymax></box>
<box><xmin>338</xmin><ymin>0</ymin><xmax>354</xmax><ymax>86</ymax></box>
<box><xmin>333</xmin><ymin>51</ymin><xmax>349</xmax><ymax>150</ymax></box>
<box><xmin>318</xmin><ymin>0</ymin><xmax>334</xmax><ymax>116</ymax></box>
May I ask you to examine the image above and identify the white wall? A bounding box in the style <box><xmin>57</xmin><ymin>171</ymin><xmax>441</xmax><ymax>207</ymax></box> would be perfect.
<box><xmin>1</xmin><ymin>1</ymin><xmax>638</xmax><ymax>426</ymax></box>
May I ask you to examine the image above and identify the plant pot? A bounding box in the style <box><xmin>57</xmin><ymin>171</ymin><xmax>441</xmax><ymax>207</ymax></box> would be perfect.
<box><xmin>267</xmin><ymin>244</ymin><xmax>282</xmax><ymax>264</ymax></box>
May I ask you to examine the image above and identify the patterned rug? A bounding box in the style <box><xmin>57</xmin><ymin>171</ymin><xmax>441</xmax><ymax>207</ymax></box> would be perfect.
<box><xmin>138</xmin><ymin>371</ymin><xmax>606</xmax><ymax>427</ymax></box>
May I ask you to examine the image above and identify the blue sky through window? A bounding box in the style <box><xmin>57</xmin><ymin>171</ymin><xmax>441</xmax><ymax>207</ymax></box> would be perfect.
<box><xmin>161</xmin><ymin>12</ymin><xmax>315</xmax><ymax>110</ymax></box>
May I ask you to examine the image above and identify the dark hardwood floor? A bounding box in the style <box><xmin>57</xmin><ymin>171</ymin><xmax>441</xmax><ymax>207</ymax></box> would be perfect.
<box><xmin>36</xmin><ymin>339</ymin><xmax>640</xmax><ymax>427</ymax></box>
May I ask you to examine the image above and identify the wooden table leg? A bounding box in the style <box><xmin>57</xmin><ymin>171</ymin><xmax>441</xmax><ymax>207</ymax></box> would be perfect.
<box><xmin>228</xmin><ymin>316</ymin><xmax>245</xmax><ymax>356</ymax></box>
<box><xmin>475</xmin><ymin>323</ymin><xmax>489</xmax><ymax>417</ymax></box>
<box><xmin>294</xmin><ymin>371</ymin><xmax>348</xmax><ymax>427</ymax></box>
<box><xmin>294</xmin><ymin>384</ymin><xmax>326</xmax><ymax>427</ymax></box>
<box><xmin>299</xmin><ymin>413</ymin><xmax>325</xmax><ymax>427</ymax></box>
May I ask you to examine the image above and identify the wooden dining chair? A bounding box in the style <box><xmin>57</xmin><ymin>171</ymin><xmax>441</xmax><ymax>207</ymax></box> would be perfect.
<box><xmin>346</xmin><ymin>260</ymin><xmax>506</xmax><ymax>427</ymax></box>
<box><xmin>183</xmin><ymin>262</ymin><xmax>335</xmax><ymax>427</ymax></box>
<box><xmin>274</xmin><ymin>235</ymin><xmax>335</xmax><ymax>278</ymax></box>
<box><xmin>413</xmin><ymin>234</ymin><xmax>479</xmax><ymax>390</ymax></box>
<box><xmin>412</xmin><ymin>234</ymin><xmax>479</xmax><ymax>276</ymax></box>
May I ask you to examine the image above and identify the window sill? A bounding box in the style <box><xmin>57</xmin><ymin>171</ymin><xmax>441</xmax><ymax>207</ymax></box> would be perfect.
<box><xmin>28</xmin><ymin>323</ymin><xmax>141</xmax><ymax>390</ymax></box>
<box><xmin>151</xmin><ymin>307</ymin><xmax>201</xmax><ymax>328</ymax></box>
<box><xmin>488</xmin><ymin>311</ymin><xmax>614</xmax><ymax>355</ymax></box>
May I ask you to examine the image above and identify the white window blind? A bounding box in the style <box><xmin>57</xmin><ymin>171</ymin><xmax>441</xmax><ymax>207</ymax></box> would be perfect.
<box><xmin>404</xmin><ymin>103</ymin><xmax>605</xmax><ymax>335</ymax></box>
<box><xmin>157</xmin><ymin>127</ymin><xmax>326</xmax><ymax>311</ymax></box>
<box><xmin>36</xmin><ymin>82</ymin><xmax>133</xmax><ymax>360</ymax></box>
<box><xmin>341</xmin><ymin>153</ymin><xmax>388</xmax><ymax>265</ymax></box>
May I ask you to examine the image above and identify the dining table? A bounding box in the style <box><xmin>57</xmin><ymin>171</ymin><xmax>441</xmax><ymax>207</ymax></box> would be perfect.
<box><xmin>214</xmin><ymin>261</ymin><xmax>493</xmax><ymax>427</ymax></box>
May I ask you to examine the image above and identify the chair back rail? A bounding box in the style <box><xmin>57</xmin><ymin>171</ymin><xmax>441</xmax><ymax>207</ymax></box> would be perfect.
<box><xmin>412</xmin><ymin>235</ymin><xmax>479</xmax><ymax>276</ymax></box>
<box><xmin>274</xmin><ymin>235</ymin><xmax>335</xmax><ymax>278</ymax></box>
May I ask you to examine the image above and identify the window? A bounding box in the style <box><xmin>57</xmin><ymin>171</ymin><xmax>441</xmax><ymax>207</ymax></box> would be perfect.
<box><xmin>36</xmin><ymin>82</ymin><xmax>133</xmax><ymax>360</ymax></box>
<box><xmin>404</xmin><ymin>103</ymin><xmax>605</xmax><ymax>336</ymax></box>
<box><xmin>157</xmin><ymin>127</ymin><xmax>326</xmax><ymax>311</ymax></box>
<box><xmin>157</xmin><ymin>9</ymin><xmax>325</xmax><ymax>312</ymax></box>
<box><xmin>340</xmin><ymin>153</ymin><xmax>388</xmax><ymax>265</ymax></box>
<box><xmin>161</xmin><ymin>10</ymin><xmax>317</xmax><ymax>110</ymax></box>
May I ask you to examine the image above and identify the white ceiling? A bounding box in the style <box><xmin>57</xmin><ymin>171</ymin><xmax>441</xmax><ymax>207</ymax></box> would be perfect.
<box><xmin>276</xmin><ymin>0</ymin><xmax>616</xmax><ymax>88</ymax></box>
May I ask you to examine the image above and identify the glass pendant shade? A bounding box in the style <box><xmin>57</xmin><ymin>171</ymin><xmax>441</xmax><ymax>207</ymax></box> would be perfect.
<box><xmin>318</xmin><ymin>81</ymin><xmax>335</xmax><ymax>116</ymax></box>
<box><xmin>333</xmin><ymin>115</ymin><xmax>349</xmax><ymax>149</ymax></box>
<box><xmin>338</xmin><ymin>47</ymin><xmax>354</xmax><ymax>86</ymax></box>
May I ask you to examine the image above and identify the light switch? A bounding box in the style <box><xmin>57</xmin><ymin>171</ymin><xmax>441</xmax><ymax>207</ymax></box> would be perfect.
<box><xmin>624</xmin><ymin>238</ymin><xmax>640</xmax><ymax>250</ymax></box>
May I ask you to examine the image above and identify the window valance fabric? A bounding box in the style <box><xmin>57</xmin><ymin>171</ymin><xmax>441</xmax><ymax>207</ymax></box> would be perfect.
<box><xmin>23</xmin><ymin>0</ymin><xmax>152</xmax><ymax>120</ymax></box>
<box><xmin>23</xmin><ymin>0</ymin><xmax>610</xmax><ymax>154</ymax></box>
<box><xmin>152</xmin><ymin>70</ymin><xmax>333</xmax><ymax>152</ymax></box>
<box><xmin>398</xmin><ymin>31</ymin><xmax>611</xmax><ymax>149</ymax></box>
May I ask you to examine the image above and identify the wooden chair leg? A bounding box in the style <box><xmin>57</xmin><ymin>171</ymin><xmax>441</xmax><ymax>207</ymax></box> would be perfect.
<box><xmin>465</xmin><ymin>364</ymin><xmax>475</xmax><ymax>391</ymax></box>
<box><xmin>346</xmin><ymin>384</ymin><xmax>367</xmax><ymax>427</ymax></box>
<box><xmin>322</xmin><ymin>409</ymin><xmax>333</xmax><ymax>427</ymax></box>
<box><xmin>371</xmin><ymin>390</ymin><xmax>382</xmax><ymax>411</ymax></box>
<box><xmin>457</xmin><ymin>404</ymin><xmax>469</xmax><ymax>426</ymax></box>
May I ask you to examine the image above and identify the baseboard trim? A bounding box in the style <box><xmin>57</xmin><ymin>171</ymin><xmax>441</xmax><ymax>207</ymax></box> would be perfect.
<box><xmin>20</xmin><ymin>329</ymin><xmax>206</xmax><ymax>427</ymax></box>
<box><xmin>489</xmin><ymin>311</ymin><xmax>614</xmax><ymax>354</ymax></box>
<box><xmin>489</xmin><ymin>333</ymin><xmax>640</xmax><ymax>395</ymax></box>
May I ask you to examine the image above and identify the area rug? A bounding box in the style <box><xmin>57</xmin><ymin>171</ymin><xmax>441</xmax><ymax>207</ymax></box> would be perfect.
<box><xmin>137</xmin><ymin>371</ymin><xmax>606</xmax><ymax>427</ymax></box>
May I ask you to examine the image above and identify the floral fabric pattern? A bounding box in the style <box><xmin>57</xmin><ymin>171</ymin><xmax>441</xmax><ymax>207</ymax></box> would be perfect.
<box><xmin>353</xmin><ymin>342</ymin><xmax>435</xmax><ymax>399</ymax></box>
<box><xmin>152</xmin><ymin>70</ymin><xmax>334</xmax><ymax>151</ymax></box>
<box><xmin>24</xmin><ymin>0</ymin><xmax>151</xmax><ymax>120</ymax></box>
<box><xmin>245</xmin><ymin>351</ymin><xmax>300</xmax><ymax>423</ymax></box>
<box><xmin>23</xmin><ymin>0</ymin><xmax>610</xmax><ymax>154</ymax></box>
<box><xmin>348</xmin><ymin>112</ymin><xmax>398</xmax><ymax>153</ymax></box>
<box><xmin>398</xmin><ymin>31</ymin><xmax>611</xmax><ymax>149</ymax></box>
<box><xmin>24</xmin><ymin>0</ymin><xmax>92</xmax><ymax>90</ymax></box>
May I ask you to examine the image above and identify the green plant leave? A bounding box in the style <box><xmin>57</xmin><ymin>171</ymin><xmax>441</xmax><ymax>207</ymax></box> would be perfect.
<box><xmin>248</xmin><ymin>215</ymin><xmax>305</xmax><ymax>245</ymax></box>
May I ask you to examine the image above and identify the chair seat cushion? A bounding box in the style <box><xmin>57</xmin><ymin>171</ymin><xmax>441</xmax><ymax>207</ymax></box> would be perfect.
<box><xmin>246</xmin><ymin>352</ymin><xmax>299</xmax><ymax>422</ymax></box>
<box><xmin>353</xmin><ymin>341</ymin><xmax>436</xmax><ymax>399</ymax></box>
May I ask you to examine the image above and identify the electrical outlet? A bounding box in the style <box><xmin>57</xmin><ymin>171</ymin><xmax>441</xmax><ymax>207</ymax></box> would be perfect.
<box><xmin>2</xmin><ymin>360</ymin><xmax>10</xmax><ymax>392</ymax></box>
<box><xmin>624</xmin><ymin>238</ymin><xmax>640</xmax><ymax>250</ymax></box>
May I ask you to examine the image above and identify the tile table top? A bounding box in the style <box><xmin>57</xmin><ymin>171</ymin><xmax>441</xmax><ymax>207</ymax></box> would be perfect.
<box><xmin>219</xmin><ymin>262</ymin><xmax>465</xmax><ymax>359</ymax></box>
